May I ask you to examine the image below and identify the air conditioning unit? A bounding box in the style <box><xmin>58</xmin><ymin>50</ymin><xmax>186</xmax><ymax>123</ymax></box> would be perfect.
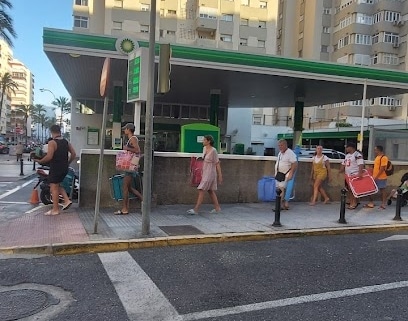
<box><xmin>398</xmin><ymin>20</ymin><xmax>405</xmax><ymax>26</ymax></box>
<box><xmin>393</xmin><ymin>20</ymin><xmax>399</xmax><ymax>26</ymax></box>
<box><xmin>389</xmin><ymin>106</ymin><xmax>397</xmax><ymax>111</ymax></box>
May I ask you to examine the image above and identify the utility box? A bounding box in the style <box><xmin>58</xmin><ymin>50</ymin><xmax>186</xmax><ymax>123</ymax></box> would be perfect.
<box><xmin>180</xmin><ymin>123</ymin><xmax>220</xmax><ymax>153</ymax></box>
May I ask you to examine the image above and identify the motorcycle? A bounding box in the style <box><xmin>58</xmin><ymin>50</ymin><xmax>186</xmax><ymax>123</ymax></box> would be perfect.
<box><xmin>33</xmin><ymin>166</ymin><xmax>79</xmax><ymax>205</ymax></box>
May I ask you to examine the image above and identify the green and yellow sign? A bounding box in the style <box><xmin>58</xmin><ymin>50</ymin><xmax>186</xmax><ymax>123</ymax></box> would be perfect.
<box><xmin>127</xmin><ymin>48</ymin><xmax>148</xmax><ymax>102</ymax></box>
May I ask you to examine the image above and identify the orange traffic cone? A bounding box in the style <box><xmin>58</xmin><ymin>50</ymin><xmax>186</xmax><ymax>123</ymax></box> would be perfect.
<box><xmin>30</xmin><ymin>188</ymin><xmax>39</xmax><ymax>204</ymax></box>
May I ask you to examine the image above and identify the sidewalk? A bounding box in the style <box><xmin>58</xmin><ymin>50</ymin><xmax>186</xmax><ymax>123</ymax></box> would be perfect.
<box><xmin>0</xmin><ymin>154</ymin><xmax>37</xmax><ymax>181</ymax></box>
<box><xmin>1</xmin><ymin>200</ymin><xmax>408</xmax><ymax>255</ymax></box>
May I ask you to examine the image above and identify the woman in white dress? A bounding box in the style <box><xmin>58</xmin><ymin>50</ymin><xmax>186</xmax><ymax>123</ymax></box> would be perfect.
<box><xmin>187</xmin><ymin>135</ymin><xmax>223</xmax><ymax>215</ymax></box>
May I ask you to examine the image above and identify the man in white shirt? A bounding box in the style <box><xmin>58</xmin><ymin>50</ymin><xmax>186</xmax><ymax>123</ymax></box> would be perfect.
<box><xmin>340</xmin><ymin>142</ymin><xmax>364</xmax><ymax>209</ymax></box>
<box><xmin>275</xmin><ymin>139</ymin><xmax>298</xmax><ymax>210</ymax></box>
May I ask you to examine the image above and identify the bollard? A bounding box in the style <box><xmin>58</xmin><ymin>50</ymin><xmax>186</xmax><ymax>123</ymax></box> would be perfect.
<box><xmin>272</xmin><ymin>189</ymin><xmax>282</xmax><ymax>227</ymax></box>
<box><xmin>19</xmin><ymin>158</ymin><xmax>24</xmax><ymax>176</ymax></box>
<box><xmin>338</xmin><ymin>188</ymin><xmax>347</xmax><ymax>224</ymax></box>
<box><xmin>393</xmin><ymin>188</ymin><xmax>403</xmax><ymax>221</ymax></box>
<box><xmin>32</xmin><ymin>158</ymin><xmax>36</xmax><ymax>171</ymax></box>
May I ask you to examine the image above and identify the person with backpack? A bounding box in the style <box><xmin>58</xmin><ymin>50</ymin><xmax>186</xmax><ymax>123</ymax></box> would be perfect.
<box><xmin>364</xmin><ymin>145</ymin><xmax>391</xmax><ymax>210</ymax></box>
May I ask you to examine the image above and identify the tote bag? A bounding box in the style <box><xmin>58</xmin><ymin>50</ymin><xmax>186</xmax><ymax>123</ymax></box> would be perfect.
<box><xmin>190</xmin><ymin>157</ymin><xmax>204</xmax><ymax>187</ymax></box>
<box><xmin>116</xmin><ymin>151</ymin><xmax>139</xmax><ymax>172</ymax></box>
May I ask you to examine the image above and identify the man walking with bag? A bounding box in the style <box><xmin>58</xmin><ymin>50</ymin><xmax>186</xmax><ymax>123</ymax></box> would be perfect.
<box><xmin>275</xmin><ymin>139</ymin><xmax>297</xmax><ymax>210</ymax></box>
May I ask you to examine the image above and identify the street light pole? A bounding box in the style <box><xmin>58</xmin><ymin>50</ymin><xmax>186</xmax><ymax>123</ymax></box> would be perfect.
<box><xmin>40</xmin><ymin>88</ymin><xmax>61</xmax><ymax>127</ymax></box>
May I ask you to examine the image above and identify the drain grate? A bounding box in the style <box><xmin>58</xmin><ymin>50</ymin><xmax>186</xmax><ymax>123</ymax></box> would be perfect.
<box><xmin>0</xmin><ymin>289</ymin><xmax>59</xmax><ymax>321</ymax></box>
<box><xmin>159</xmin><ymin>225</ymin><xmax>204</xmax><ymax>236</ymax></box>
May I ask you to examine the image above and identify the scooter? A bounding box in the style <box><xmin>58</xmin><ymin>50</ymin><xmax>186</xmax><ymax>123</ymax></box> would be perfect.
<box><xmin>33</xmin><ymin>166</ymin><xmax>79</xmax><ymax>205</ymax></box>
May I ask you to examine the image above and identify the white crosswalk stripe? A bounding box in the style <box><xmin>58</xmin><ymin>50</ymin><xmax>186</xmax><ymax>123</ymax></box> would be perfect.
<box><xmin>378</xmin><ymin>235</ymin><xmax>408</xmax><ymax>241</ymax></box>
<box><xmin>99</xmin><ymin>252</ymin><xmax>182</xmax><ymax>321</ymax></box>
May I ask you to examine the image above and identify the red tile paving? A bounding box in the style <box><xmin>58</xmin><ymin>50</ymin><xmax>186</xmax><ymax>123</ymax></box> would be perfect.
<box><xmin>0</xmin><ymin>209</ymin><xmax>89</xmax><ymax>248</ymax></box>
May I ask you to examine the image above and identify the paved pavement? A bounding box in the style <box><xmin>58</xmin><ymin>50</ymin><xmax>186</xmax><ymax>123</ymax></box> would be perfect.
<box><xmin>0</xmin><ymin>155</ymin><xmax>408</xmax><ymax>255</ymax></box>
<box><xmin>0</xmin><ymin>153</ymin><xmax>38</xmax><ymax>181</ymax></box>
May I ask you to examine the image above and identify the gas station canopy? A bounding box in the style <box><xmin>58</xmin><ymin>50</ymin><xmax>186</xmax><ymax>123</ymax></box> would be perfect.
<box><xmin>44</xmin><ymin>28</ymin><xmax>408</xmax><ymax>108</ymax></box>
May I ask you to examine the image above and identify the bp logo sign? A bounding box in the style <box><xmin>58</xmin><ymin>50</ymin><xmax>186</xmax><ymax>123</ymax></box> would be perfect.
<box><xmin>116</xmin><ymin>37</ymin><xmax>139</xmax><ymax>55</ymax></box>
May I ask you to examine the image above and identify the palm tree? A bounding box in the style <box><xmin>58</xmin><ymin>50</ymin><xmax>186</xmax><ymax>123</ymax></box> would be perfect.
<box><xmin>38</xmin><ymin>114</ymin><xmax>49</xmax><ymax>142</ymax></box>
<box><xmin>32</xmin><ymin>104</ymin><xmax>46</xmax><ymax>140</ymax></box>
<box><xmin>0</xmin><ymin>72</ymin><xmax>18</xmax><ymax>121</ymax></box>
<box><xmin>52</xmin><ymin>97</ymin><xmax>71</xmax><ymax>127</ymax></box>
<box><xmin>17</xmin><ymin>104</ymin><xmax>34</xmax><ymax>144</ymax></box>
<box><xmin>0</xmin><ymin>0</ymin><xmax>16</xmax><ymax>47</ymax></box>
<box><xmin>44</xmin><ymin>117</ymin><xmax>57</xmax><ymax>140</ymax></box>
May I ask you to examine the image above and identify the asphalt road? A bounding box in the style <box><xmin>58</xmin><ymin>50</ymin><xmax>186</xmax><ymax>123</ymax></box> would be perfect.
<box><xmin>2</xmin><ymin>232</ymin><xmax>408</xmax><ymax>320</ymax></box>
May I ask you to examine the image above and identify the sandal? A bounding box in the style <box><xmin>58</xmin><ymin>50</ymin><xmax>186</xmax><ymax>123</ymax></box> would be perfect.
<box><xmin>378</xmin><ymin>205</ymin><xmax>386</xmax><ymax>210</ymax></box>
<box><xmin>363</xmin><ymin>203</ymin><xmax>375</xmax><ymax>209</ymax></box>
<box><xmin>114</xmin><ymin>210</ymin><xmax>129</xmax><ymax>215</ymax></box>
<box><xmin>347</xmin><ymin>204</ymin><xmax>359</xmax><ymax>210</ymax></box>
<box><xmin>186</xmin><ymin>209</ymin><xmax>198</xmax><ymax>215</ymax></box>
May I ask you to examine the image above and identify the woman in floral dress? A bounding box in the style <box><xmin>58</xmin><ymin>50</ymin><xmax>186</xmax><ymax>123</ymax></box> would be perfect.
<box><xmin>187</xmin><ymin>135</ymin><xmax>223</xmax><ymax>214</ymax></box>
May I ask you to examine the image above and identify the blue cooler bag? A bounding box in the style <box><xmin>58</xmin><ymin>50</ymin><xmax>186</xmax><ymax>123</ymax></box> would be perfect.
<box><xmin>257</xmin><ymin>176</ymin><xmax>276</xmax><ymax>202</ymax></box>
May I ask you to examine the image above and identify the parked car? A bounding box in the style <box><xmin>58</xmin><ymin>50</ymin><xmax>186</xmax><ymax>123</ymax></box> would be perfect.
<box><xmin>298</xmin><ymin>148</ymin><xmax>346</xmax><ymax>159</ymax></box>
<box><xmin>0</xmin><ymin>143</ymin><xmax>9</xmax><ymax>154</ymax></box>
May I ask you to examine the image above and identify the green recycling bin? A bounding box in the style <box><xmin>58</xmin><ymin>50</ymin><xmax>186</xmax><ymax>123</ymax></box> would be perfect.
<box><xmin>180</xmin><ymin>123</ymin><xmax>220</xmax><ymax>153</ymax></box>
<box><xmin>233</xmin><ymin>143</ymin><xmax>245</xmax><ymax>155</ymax></box>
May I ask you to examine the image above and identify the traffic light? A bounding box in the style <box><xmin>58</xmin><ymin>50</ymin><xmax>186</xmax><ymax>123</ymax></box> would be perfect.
<box><xmin>157</xmin><ymin>43</ymin><xmax>171</xmax><ymax>94</ymax></box>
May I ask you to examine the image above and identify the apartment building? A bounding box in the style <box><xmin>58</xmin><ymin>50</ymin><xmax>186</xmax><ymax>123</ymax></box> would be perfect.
<box><xmin>10</xmin><ymin>59</ymin><xmax>34</xmax><ymax>107</ymax></box>
<box><xmin>276</xmin><ymin>0</ymin><xmax>408</xmax><ymax>129</ymax></box>
<box><xmin>0</xmin><ymin>39</ymin><xmax>13</xmax><ymax>134</ymax></box>
<box><xmin>73</xmin><ymin>0</ymin><xmax>278</xmax><ymax>54</ymax></box>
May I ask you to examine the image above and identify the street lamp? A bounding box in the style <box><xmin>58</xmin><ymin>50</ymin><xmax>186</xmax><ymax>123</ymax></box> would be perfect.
<box><xmin>40</xmin><ymin>88</ymin><xmax>61</xmax><ymax>127</ymax></box>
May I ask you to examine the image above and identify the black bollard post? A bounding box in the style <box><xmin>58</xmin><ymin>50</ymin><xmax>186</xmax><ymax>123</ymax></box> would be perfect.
<box><xmin>32</xmin><ymin>158</ymin><xmax>36</xmax><ymax>171</ymax></box>
<box><xmin>272</xmin><ymin>189</ymin><xmax>282</xmax><ymax>227</ymax></box>
<box><xmin>338</xmin><ymin>188</ymin><xmax>347</xmax><ymax>224</ymax></box>
<box><xmin>19</xmin><ymin>158</ymin><xmax>24</xmax><ymax>176</ymax></box>
<box><xmin>393</xmin><ymin>188</ymin><xmax>403</xmax><ymax>221</ymax></box>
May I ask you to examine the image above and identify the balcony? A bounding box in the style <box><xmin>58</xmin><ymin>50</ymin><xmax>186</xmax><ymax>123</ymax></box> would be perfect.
<box><xmin>196</xmin><ymin>16</ymin><xmax>217</xmax><ymax>32</ymax></box>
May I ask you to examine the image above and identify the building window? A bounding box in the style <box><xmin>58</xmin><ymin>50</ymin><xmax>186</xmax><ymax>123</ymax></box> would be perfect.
<box><xmin>160</xmin><ymin>9</ymin><xmax>165</xmax><ymax>16</ymax></box>
<box><xmin>74</xmin><ymin>16</ymin><xmax>89</xmax><ymax>28</ymax></box>
<box><xmin>373</xmin><ymin>12</ymin><xmax>383</xmax><ymax>24</ymax></box>
<box><xmin>321</xmin><ymin>45</ymin><xmax>328</xmax><ymax>53</ymax></box>
<box><xmin>338</xmin><ymin>35</ymin><xmax>350</xmax><ymax>48</ymax></box>
<box><xmin>384</xmin><ymin>11</ymin><xmax>400</xmax><ymax>22</ymax></box>
<box><xmin>221</xmin><ymin>14</ymin><xmax>233</xmax><ymax>22</ymax></box>
<box><xmin>141</xmin><ymin>4</ymin><xmax>150</xmax><ymax>11</ymax></box>
<box><xmin>112</xmin><ymin>21</ymin><xmax>122</xmax><ymax>30</ymax></box>
<box><xmin>323</xmin><ymin>27</ymin><xmax>330</xmax><ymax>33</ymax></box>
<box><xmin>259</xmin><ymin>1</ymin><xmax>267</xmax><ymax>8</ymax></box>
<box><xmin>371</xmin><ymin>54</ymin><xmax>378</xmax><ymax>65</ymax></box>
<box><xmin>240</xmin><ymin>18</ymin><xmax>249</xmax><ymax>26</ymax></box>
<box><xmin>241</xmin><ymin>0</ymin><xmax>249</xmax><ymax>6</ymax></box>
<box><xmin>239</xmin><ymin>38</ymin><xmax>247</xmax><ymax>46</ymax></box>
<box><xmin>167</xmin><ymin>30</ymin><xmax>176</xmax><ymax>36</ymax></box>
<box><xmin>354</xmin><ymin>34</ymin><xmax>372</xmax><ymax>45</ymax></box>
<box><xmin>167</xmin><ymin>9</ymin><xmax>177</xmax><ymax>15</ymax></box>
<box><xmin>75</xmin><ymin>0</ymin><xmax>88</xmax><ymax>5</ymax></box>
<box><xmin>140</xmin><ymin>25</ymin><xmax>149</xmax><ymax>33</ymax></box>
<box><xmin>323</xmin><ymin>8</ymin><xmax>331</xmax><ymax>14</ymax></box>
<box><xmin>258</xmin><ymin>40</ymin><xmax>265</xmax><ymax>48</ymax></box>
<box><xmin>353</xmin><ymin>54</ymin><xmax>370</xmax><ymax>66</ymax></box>
<box><xmin>356</xmin><ymin>13</ymin><xmax>373</xmax><ymax>25</ymax></box>
<box><xmin>258</xmin><ymin>21</ymin><xmax>266</xmax><ymax>28</ymax></box>
<box><xmin>382</xmin><ymin>53</ymin><xmax>399</xmax><ymax>65</ymax></box>
<box><xmin>372</xmin><ymin>33</ymin><xmax>379</xmax><ymax>44</ymax></box>
<box><xmin>339</xmin><ymin>16</ymin><xmax>352</xmax><ymax>29</ymax></box>
<box><xmin>383</xmin><ymin>32</ymin><xmax>399</xmax><ymax>44</ymax></box>
<box><xmin>220</xmin><ymin>34</ymin><xmax>232</xmax><ymax>42</ymax></box>
<box><xmin>114</xmin><ymin>0</ymin><xmax>123</xmax><ymax>8</ymax></box>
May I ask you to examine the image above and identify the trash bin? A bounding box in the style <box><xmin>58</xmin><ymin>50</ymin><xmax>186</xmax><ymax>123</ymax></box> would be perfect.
<box><xmin>233</xmin><ymin>143</ymin><xmax>245</xmax><ymax>155</ymax></box>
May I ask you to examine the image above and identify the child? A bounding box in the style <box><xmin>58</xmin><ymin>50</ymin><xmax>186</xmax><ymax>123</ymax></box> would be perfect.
<box><xmin>387</xmin><ymin>179</ymin><xmax>408</xmax><ymax>205</ymax></box>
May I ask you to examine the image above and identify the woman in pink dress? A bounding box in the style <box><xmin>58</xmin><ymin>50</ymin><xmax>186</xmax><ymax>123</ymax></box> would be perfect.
<box><xmin>187</xmin><ymin>135</ymin><xmax>223</xmax><ymax>214</ymax></box>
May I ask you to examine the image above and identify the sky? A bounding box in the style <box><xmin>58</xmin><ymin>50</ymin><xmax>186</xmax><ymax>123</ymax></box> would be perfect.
<box><xmin>11</xmin><ymin>0</ymin><xmax>73</xmax><ymax>106</ymax></box>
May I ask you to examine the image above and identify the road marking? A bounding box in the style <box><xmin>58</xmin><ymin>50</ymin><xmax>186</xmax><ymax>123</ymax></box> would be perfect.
<box><xmin>182</xmin><ymin>280</ymin><xmax>408</xmax><ymax>320</ymax></box>
<box><xmin>0</xmin><ymin>178</ymin><xmax>36</xmax><ymax>200</ymax></box>
<box><xmin>25</xmin><ymin>204</ymin><xmax>47</xmax><ymax>213</ymax></box>
<box><xmin>378</xmin><ymin>235</ymin><xmax>408</xmax><ymax>242</ymax></box>
<box><xmin>0</xmin><ymin>201</ymin><xmax>30</xmax><ymax>204</ymax></box>
<box><xmin>99</xmin><ymin>252</ymin><xmax>182</xmax><ymax>321</ymax></box>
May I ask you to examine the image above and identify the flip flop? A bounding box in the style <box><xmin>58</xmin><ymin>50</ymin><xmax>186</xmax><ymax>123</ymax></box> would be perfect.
<box><xmin>45</xmin><ymin>210</ymin><xmax>59</xmax><ymax>216</ymax></box>
<box><xmin>378</xmin><ymin>205</ymin><xmax>386</xmax><ymax>210</ymax></box>
<box><xmin>363</xmin><ymin>204</ymin><xmax>374</xmax><ymax>208</ymax></box>
<box><xmin>347</xmin><ymin>204</ymin><xmax>359</xmax><ymax>210</ymax></box>
<box><xmin>114</xmin><ymin>210</ymin><xmax>129</xmax><ymax>215</ymax></box>
<box><xmin>62</xmin><ymin>201</ymin><xmax>73</xmax><ymax>211</ymax></box>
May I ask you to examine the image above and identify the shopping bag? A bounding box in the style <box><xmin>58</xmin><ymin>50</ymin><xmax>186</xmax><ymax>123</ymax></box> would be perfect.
<box><xmin>190</xmin><ymin>157</ymin><xmax>204</xmax><ymax>187</ymax></box>
<box><xmin>116</xmin><ymin>151</ymin><xmax>138</xmax><ymax>172</ymax></box>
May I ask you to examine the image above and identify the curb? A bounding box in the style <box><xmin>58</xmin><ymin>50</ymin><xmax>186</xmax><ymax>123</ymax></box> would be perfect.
<box><xmin>1</xmin><ymin>224</ymin><xmax>408</xmax><ymax>256</ymax></box>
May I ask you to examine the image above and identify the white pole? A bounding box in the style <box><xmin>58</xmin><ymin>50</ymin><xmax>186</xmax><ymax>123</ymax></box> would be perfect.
<box><xmin>142</xmin><ymin>0</ymin><xmax>157</xmax><ymax>235</ymax></box>
<box><xmin>358</xmin><ymin>79</ymin><xmax>367</xmax><ymax>152</ymax></box>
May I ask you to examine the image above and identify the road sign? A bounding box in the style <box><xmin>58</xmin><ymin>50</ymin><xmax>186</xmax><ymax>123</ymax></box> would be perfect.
<box><xmin>127</xmin><ymin>48</ymin><xmax>148</xmax><ymax>102</ymax></box>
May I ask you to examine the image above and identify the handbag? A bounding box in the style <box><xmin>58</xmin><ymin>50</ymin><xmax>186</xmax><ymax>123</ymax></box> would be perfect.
<box><xmin>190</xmin><ymin>157</ymin><xmax>204</xmax><ymax>187</ymax></box>
<box><xmin>275</xmin><ymin>154</ymin><xmax>290</xmax><ymax>182</ymax></box>
<box><xmin>116</xmin><ymin>151</ymin><xmax>139</xmax><ymax>172</ymax></box>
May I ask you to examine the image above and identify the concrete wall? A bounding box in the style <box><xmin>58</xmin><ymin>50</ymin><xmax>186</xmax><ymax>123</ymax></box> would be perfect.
<box><xmin>79</xmin><ymin>151</ymin><xmax>408</xmax><ymax>208</ymax></box>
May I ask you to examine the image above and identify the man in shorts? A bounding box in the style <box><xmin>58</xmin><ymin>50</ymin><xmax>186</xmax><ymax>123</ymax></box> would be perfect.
<box><xmin>37</xmin><ymin>125</ymin><xmax>76</xmax><ymax>215</ymax></box>
<box><xmin>365</xmin><ymin>145</ymin><xmax>389</xmax><ymax>210</ymax></box>
<box><xmin>274</xmin><ymin>139</ymin><xmax>297</xmax><ymax>210</ymax></box>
